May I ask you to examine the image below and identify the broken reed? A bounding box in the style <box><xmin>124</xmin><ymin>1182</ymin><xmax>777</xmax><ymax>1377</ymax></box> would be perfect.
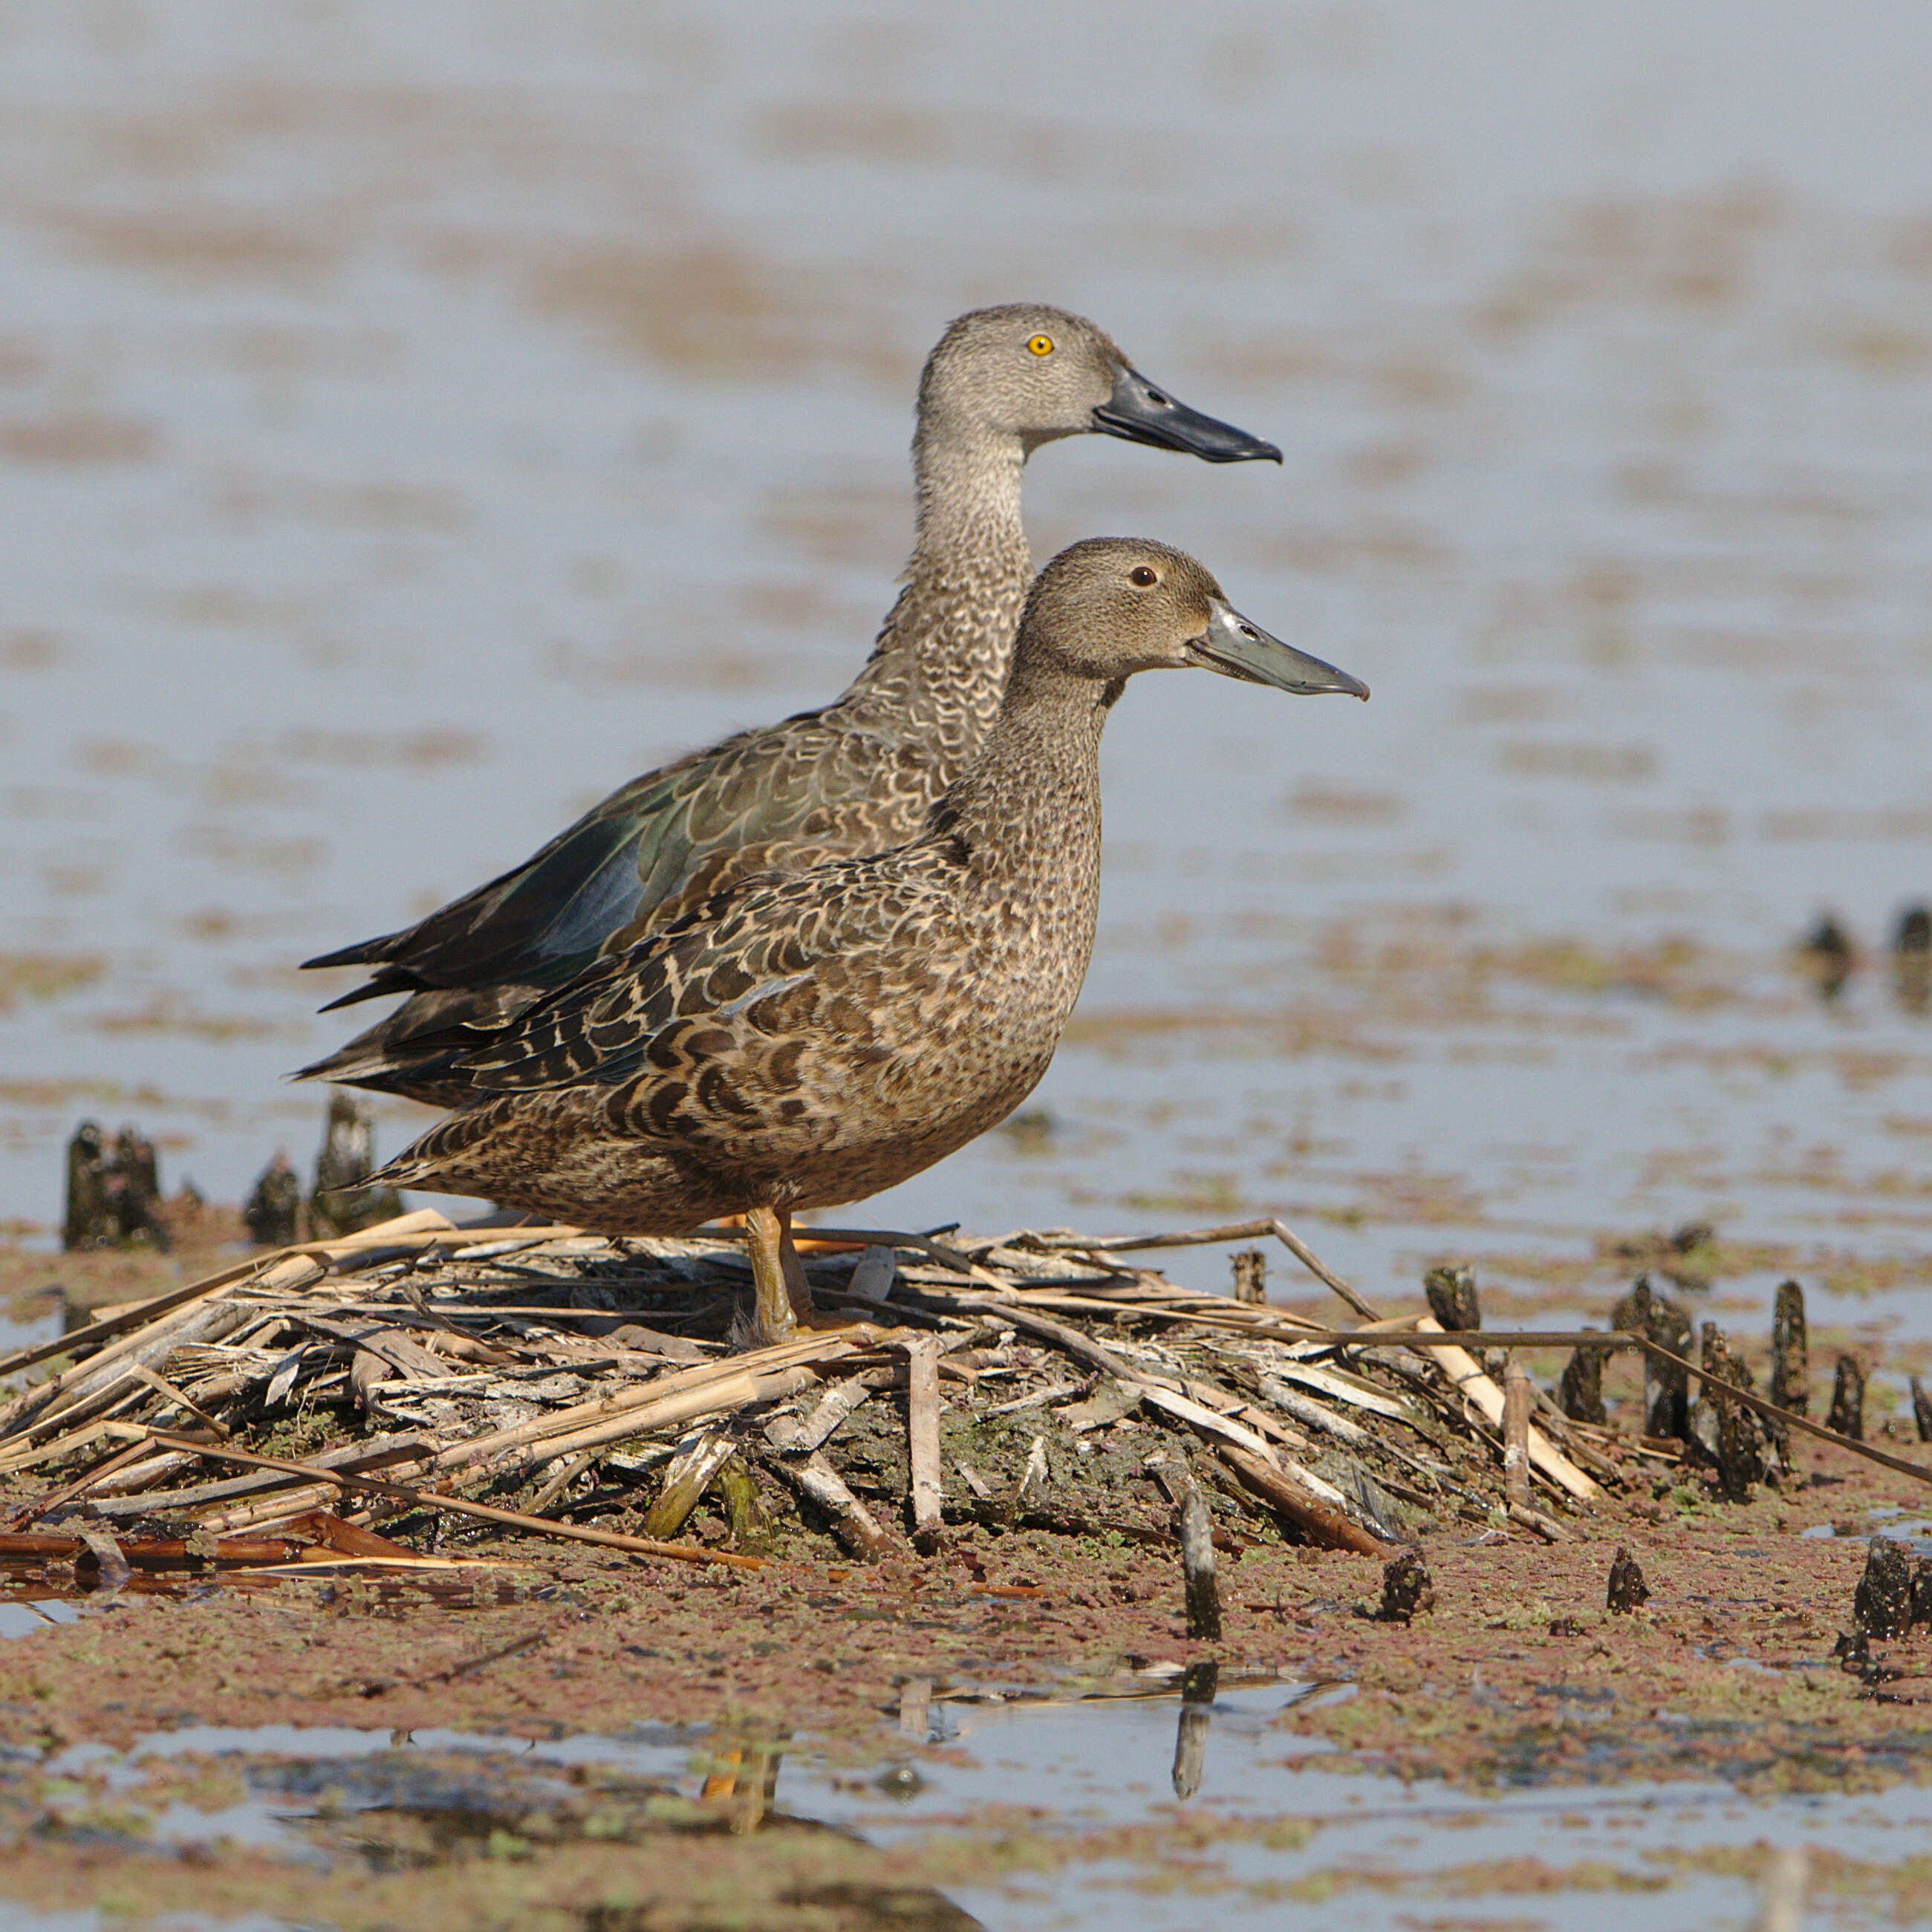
<box><xmin>4</xmin><ymin>1207</ymin><xmax>1926</xmax><ymax>1606</ymax></box>
<box><xmin>1</xmin><ymin>1211</ymin><xmax>1622</xmax><ymax>1575</ymax></box>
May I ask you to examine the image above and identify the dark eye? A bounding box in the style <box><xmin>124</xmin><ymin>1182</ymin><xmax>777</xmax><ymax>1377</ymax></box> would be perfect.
<box><xmin>1129</xmin><ymin>566</ymin><xmax>1157</xmax><ymax>587</ymax></box>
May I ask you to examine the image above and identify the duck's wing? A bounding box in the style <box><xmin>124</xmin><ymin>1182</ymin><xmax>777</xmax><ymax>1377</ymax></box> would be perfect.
<box><xmin>456</xmin><ymin>854</ymin><xmax>952</xmax><ymax>1100</ymax></box>
<box><xmin>363</xmin><ymin>843</ymin><xmax>963</xmax><ymax>1188</ymax></box>
<box><xmin>296</xmin><ymin>714</ymin><xmax>933</xmax><ymax>1099</ymax></box>
<box><xmin>304</xmin><ymin>715</ymin><xmax>849</xmax><ymax>1003</ymax></box>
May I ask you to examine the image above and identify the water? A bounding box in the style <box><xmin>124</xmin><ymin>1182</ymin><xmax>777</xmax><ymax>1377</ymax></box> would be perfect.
<box><xmin>1</xmin><ymin>1690</ymin><xmax>1928</xmax><ymax>1929</ymax></box>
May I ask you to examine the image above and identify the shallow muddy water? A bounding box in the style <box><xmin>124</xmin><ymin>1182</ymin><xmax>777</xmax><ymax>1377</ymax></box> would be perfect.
<box><xmin>4</xmin><ymin>2</ymin><xmax>1932</xmax><ymax>1925</ymax></box>
<box><xmin>2</xmin><ymin>1685</ymin><xmax>1931</xmax><ymax>1931</ymax></box>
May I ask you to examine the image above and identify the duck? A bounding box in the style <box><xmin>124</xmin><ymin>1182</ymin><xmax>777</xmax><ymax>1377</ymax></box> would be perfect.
<box><xmin>365</xmin><ymin>537</ymin><xmax>1367</xmax><ymax>1345</ymax></box>
<box><xmin>297</xmin><ymin>305</ymin><xmax>1280</xmax><ymax>1105</ymax></box>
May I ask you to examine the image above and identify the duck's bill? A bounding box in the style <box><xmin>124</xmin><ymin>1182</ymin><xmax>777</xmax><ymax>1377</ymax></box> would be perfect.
<box><xmin>1188</xmin><ymin>600</ymin><xmax>1369</xmax><ymax>698</ymax></box>
<box><xmin>1093</xmin><ymin>365</ymin><xmax>1282</xmax><ymax>464</ymax></box>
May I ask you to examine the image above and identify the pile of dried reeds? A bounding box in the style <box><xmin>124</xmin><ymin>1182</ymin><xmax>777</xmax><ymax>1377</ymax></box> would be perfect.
<box><xmin>0</xmin><ymin>1208</ymin><xmax>1641</xmax><ymax>1581</ymax></box>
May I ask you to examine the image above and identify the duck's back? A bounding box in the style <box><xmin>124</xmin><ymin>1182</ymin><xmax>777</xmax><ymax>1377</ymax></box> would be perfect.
<box><xmin>296</xmin><ymin>692</ymin><xmax>968</xmax><ymax>1104</ymax></box>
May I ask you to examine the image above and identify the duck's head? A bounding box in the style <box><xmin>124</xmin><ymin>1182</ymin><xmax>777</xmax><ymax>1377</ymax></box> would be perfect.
<box><xmin>1022</xmin><ymin>537</ymin><xmax>1368</xmax><ymax>698</ymax></box>
<box><xmin>920</xmin><ymin>305</ymin><xmax>1281</xmax><ymax>463</ymax></box>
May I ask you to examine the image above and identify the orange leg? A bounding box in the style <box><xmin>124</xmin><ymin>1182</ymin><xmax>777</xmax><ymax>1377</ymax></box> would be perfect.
<box><xmin>744</xmin><ymin>1204</ymin><xmax>798</xmax><ymax>1347</ymax></box>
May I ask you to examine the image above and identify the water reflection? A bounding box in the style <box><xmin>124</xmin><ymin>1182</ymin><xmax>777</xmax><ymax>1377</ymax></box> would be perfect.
<box><xmin>697</xmin><ymin>1737</ymin><xmax>785</xmax><ymax>1837</ymax></box>
<box><xmin>1</xmin><ymin>1685</ymin><xmax>1928</xmax><ymax>1929</ymax></box>
<box><xmin>1168</xmin><ymin>1657</ymin><xmax>1217</xmax><ymax>1800</ymax></box>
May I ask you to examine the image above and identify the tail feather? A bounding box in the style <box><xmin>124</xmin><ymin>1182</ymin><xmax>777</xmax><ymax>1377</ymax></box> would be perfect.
<box><xmin>300</xmin><ymin>929</ymin><xmax>406</xmax><ymax>972</ymax></box>
<box><xmin>293</xmin><ymin>980</ymin><xmax>545</xmax><ymax>1105</ymax></box>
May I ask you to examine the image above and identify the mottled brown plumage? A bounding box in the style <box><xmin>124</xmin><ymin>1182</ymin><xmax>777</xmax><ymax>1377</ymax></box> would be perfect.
<box><xmin>370</xmin><ymin>539</ymin><xmax>1367</xmax><ymax>1341</ymax></box>
<box><xmin>299</xmin><ymin>308</ymin><xmax>1279</xmax><ymax>1105</ymax></box>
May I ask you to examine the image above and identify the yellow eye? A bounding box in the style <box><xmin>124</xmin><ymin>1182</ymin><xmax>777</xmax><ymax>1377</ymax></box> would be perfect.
<box><xmin>1027</xmin><ymin>334</ymin><xmax>1054</xmax><ymax>356</ymax></box>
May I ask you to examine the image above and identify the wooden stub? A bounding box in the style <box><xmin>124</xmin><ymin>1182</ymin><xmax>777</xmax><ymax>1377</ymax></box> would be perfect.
<box><xmin>1828</xmin><ymin>1356</ymin><xmax>1866</xmax><ymax>1441</ymax></box>
<box><xmin>1771</xmin><ymin>1279</ymin><xmax>1809</xmax><ymax>1417</ymax></box>
<box><xmin>1606</xmin><ymin>1544</ymin><xmax>1650</xmax><ymax>1613</ymax></box>
<box><xmin>1854</xmin><ymin>1536</ymin><xmax>1914</xmax><ymax>1638</ymax></box>
<box><xmin>1423</xmin><ymin>1264</ymin><xmax>1480</xmax><ymax>1334</ymax></box>
<box><xmin>1643</xmin><ymin>1297</ymin><xmax>1691</xmax><ymax>1440</ymax></box>
<box><xmin>1502</xmin><ymin>1356</ymin><xmax>1531</xmax><ymax>1509</ymax></box>
<box><xmin>1411</xmin><ymin>1318</ymin><xmax>1601</xmax><ymax>1503</ymax></box>
<box><xmin>1375</xmin><ymin>1550</ymin><xmax>1435</xmax><ymax>1622</ymax></box>
<box><xmin>1230</xmin><ymin>1249</ymin><xmax>1267</xmax><ymax>1305</ymax></box>
<box><xmin>903</xmin><ymin>1336</ymin><xmax>943</xmax><ymax>1552</ymax></box>
<box><xmin>1173</xmin><ymin>1479</ymin><xmax>1221</xmax><ymax>1642</ymax></box>
<box><xmin>1557</xmin><ymin>1339</ymin><xmax>1606</xmax><ymax>1423</ymax></box>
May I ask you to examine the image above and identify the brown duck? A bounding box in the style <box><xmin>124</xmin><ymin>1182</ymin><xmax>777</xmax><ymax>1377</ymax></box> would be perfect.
<box><xmin>368</xmin><ymin>538</ymin><xmax>1367</xmax><ymax>1344</ymax></box>
<box><xmin>299</xmin><ymin>307</ymin><xmax>1280</xmax><ymax>1105</ymax></box>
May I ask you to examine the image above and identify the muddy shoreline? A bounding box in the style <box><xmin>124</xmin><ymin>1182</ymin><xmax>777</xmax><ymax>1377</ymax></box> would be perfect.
<box><xmin>4</xmin><ymin>1211</ymin><xmax>1932</xmax><ymax>1929</ymax></box>
<box><xmin>1</xmin><ymin>1442</ymin><xmax>1922</xmax><ymax>1777</ymax></box>
<box><xmin>0</xmin><ymin>1444</ymin><xmax>1929</xmax><ymax>1928</ymax></box>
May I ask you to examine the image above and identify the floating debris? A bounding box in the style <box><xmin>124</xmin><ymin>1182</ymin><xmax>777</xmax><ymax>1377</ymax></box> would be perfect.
<box><xmin>0</xmin><ymin>1209</ymin><xmax>1618</xmax><ymax>1574</ymax></box>
<box><xmin>7</xmin><ymin>1209</ymin><xmax>1927</xmax><ymax>1594</ymax></box>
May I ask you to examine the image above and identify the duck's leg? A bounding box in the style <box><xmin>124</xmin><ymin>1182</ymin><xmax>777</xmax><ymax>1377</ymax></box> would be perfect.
<box><xmin>778</xmin><ymin>1206</ymin><xmax>815</xmax><ymax>1325</ymax></box>
<box><xmin>744</xmin><ymin>1203</ymin><xmax>799</xmax><ymax>1347</ymax></box>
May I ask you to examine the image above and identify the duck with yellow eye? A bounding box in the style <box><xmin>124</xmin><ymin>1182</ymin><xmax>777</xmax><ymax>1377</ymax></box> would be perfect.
<box><xmin>367</xmin><ymin>538</ymin><xmax>1366</xmax><ymax>1348</ymax></box>
<box><xmin>300</xmin><ymin>305</ymin><xmax>1281</xmax><ymax>1104</ymax></box>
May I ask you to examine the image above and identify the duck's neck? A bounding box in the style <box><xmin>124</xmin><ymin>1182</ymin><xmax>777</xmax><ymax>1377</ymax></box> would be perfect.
<box><xmin>936</xmin><ymin>648</ymin><xmax>1112</xmax><ymax>944</ymax></box>
<box><xmin>838</xmin><ymin>425</ymin><xmax>1033</xmax><ymax>773</ymax></box>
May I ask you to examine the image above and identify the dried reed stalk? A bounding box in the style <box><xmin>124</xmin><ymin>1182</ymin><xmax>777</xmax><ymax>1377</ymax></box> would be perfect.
<box><xmin>140</xmin><ymin>1431</ymin><xmax>765</xmax><ymax>1570</ymax></box>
